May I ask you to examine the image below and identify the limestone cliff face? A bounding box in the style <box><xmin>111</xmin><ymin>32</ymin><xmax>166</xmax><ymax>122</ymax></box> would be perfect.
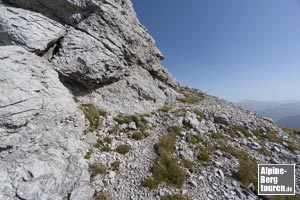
<box><xmin>0</xmin><ymin>0</ymin><xmax>180</xmax><ymax>199</ymax></box>
<box><xmin>0</xmin><ymin>1</ymin><xmax>299</xmax><ymax>200</ymax></box>
<box><xmin>1</xmin><ymin>0</ymin><xmax>179</xmax><ymax>114</ymax></box>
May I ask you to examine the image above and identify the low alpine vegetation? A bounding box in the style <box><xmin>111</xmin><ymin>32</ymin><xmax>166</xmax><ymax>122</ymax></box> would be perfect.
<box><xmin>177</xmin><ymin>86</ymin><xmax>204</xmax><ymax>104</ymax></box>
<box><xmin>132</xmin><ymin>131</ymin><xmax>149</xmax><ymax>140</ymax></box>
<box><xmin>89</xmin><ymin>163</ymin><xmax>106</xmax><ymax>178</ymax></box>
<box><xmin>159</xmin><ymin>105</ymin><xmax>171</xmax><ymax>112</ymax></box>
<box><xmin>143</xmin><ymin>126</ymin><xmax>186</xmax><ymax>189</ymax></box>
<box><xmin>116</xmin><ymin>144</ymin><xmax>131</xmax><ymax>154</ymax></box>
<box><xmin>114</xmin><ymin>114</ymin><xmax>148</xmax><ymax>131</ymax></box>
<box><xmin>80</xmin><ymin>103</ymin><xmax>106</xmax><ymax>133</ymax></box>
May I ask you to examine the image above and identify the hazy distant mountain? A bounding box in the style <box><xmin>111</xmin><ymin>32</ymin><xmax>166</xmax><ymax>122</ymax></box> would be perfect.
<box><xmin>277</xmin><ymin>115</ymin><xmax>300</xmax><ymax>129</ymax></box>
<box><xmin>238</xmin><ymin>100</ymin><xmax>300</xmax><ymax>128</ymax></box>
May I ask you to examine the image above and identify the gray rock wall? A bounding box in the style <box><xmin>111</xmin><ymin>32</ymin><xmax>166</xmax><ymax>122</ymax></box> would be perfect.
<box><xmin>0</xmin><ymin>47</ymin><xmax>93</xmax><ymax>199</ymax></box>
<box><xmin>1</xmin><ymin>0</ymin><xmax>179</xmax><ymax>114</ymax></box>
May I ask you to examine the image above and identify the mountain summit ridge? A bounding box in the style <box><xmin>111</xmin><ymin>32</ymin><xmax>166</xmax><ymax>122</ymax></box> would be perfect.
<box><xmin>0</xmin><ymin>0</ymin><xmax>299</xmax><ymax>199</ymax></box>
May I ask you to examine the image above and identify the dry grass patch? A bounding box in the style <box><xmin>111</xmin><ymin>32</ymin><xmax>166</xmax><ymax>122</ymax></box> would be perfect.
<box><xmin>116</xmin><ymin>144</ymin><xmax>131</xmax><ymax>154</ymax></box>
<box><xmin>89</xmin><ymin>163</ymin><xmax>106</xmax><ymax>178</ymax></box>
<box><xmin>80</xmin><ymin>103</ymin><xmax>106</xmax><ymax>133</ymax></box>
<box><xmin>143</xmin><ymin>126</ymin><xmax>186</xmax><ymax>189</ymax></box>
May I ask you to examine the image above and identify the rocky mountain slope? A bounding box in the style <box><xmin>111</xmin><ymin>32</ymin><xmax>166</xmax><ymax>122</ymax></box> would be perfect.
<box><xmin>0</xmin><ymin>0</ymin><xmax>299</xmax><ymax>200</ymax></box>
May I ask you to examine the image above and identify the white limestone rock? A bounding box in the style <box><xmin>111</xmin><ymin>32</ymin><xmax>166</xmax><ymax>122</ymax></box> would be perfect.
<box><xmin>0</xmin><ymin>4</ymin><xmax>65</xmax><ymax>54</ymax></box>
<box><xmin>0</xmin><ymin>46</ymin><xmax>93</xmax><ymax>199</ymax></box>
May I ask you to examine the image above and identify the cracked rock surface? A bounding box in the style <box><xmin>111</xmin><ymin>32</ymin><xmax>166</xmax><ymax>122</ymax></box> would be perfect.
<box><xmin>0</xmin><ymin>0</ymin><xmax>299</xmax><ymax>200</ymax></box>
<box><xmin>0</xmin><ymin>46</ymin><xmax>92</xmax><ymax>200</ymax></box>
<box><xmin>0</xmin><ymin>4</ymin><xmax>65</xmax><ymax>54</ymax></box>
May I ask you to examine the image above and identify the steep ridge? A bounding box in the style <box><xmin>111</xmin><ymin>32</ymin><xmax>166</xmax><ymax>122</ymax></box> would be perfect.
<box><xmin>0</xmin><ymin>0</ymin><xmax>299</xmax><ymax>200</ymax></box>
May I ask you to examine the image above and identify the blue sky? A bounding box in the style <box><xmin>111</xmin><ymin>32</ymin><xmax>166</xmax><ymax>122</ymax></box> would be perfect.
<box><xmin>132</xmin><ymin>0</ymin><xmax>300</xmax><ymax>102</ymax></box>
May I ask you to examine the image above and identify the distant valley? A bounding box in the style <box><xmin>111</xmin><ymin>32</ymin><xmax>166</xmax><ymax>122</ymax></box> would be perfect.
<box><xmin>238</xmin><ymin>100</ymin><xmax>300</xmax><ymax>128</ymax></box>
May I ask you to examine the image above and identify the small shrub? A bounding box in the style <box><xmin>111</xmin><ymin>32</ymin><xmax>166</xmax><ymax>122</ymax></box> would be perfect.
<box><xmin>282</xmin><ymin>127</ymin><xmax>300</xmax><ymax>138</ymax></box>
<box><xmin>233</xmin><ymin>155</ymin><xmax>258</xmax><ymax>191</ymax></box>
<box><xmin>252</xmin><ymin>129</ymin><xmax>263</xmax><ymax>140</ymax></box>
<box><xmin>182</xmin><ymin>159</ymin><xmax>194</xmax><ymax>172</ymax></box>
<box><xmin>154</xmin><ymin>129</ymin><xmax>178</xmax><ymax>156</ymax></box>
<box><xmin>116</xmin><ymin>144</ymin><xmax>131</xmax><ymax>154</ymax></box>
<box><xmin>144</xmin><ymin>154</ymin><xmax>186</xmax><ymax>189</ymax></box>
<box><xmin>187</xmin><ymin>135</ymin><xmax>202</xmax><ymax>144</ymax></box>
<box><xmin>132</xmin><ymin>131</ymin><xmax>149</xmax><ymax>140</ymax></box>
<box><xmin>84</xmin><ymin>151</ymin><xmax>92</xmax><ymax>159</ymax></box>
<box><xmin>109</xmin><ymin>124</ymin><xmax>120</xmax><ymax>135</ymax></box>
<box><xmin>193</xmin><ymin>109</ymin><xmax>206</xmax><ymax>120</ymax></box>
<box><xmin>160</xmin><ymin>105</ymin><xmax>171</xmax><ymax>112</ymax></box>
<box><xmin>253</xmin><ymin>129</ymin><xmax>283</xmax><ymax>144</ymax></box>
<box><xmin>94</xmin><ymin>192</ymin><xmax>111</xmax><ymax>200</ymax></box>
<box><xmin>94</xmin><ymin>139</ymin><xmax>104</xmax><ymax>149</ymax></box>
<box><xmin>102</xmin><ymin>145</ymin><xmax>111</xmax><ymax>152</ymax></box>
<box><xmin>104</xmin><ymin>136</ymin><xmax>113</xmax><ymax>144</ymax></box>
<box><xmin>143</xmin><ymin>126</ymin><xmax>186</xmax><ymax>189</ymax></box>
<box><xmin>89</xmin><ymin>163</ymin><xmax>106</xmax><ymax>178</ymax></box>
<box><xmin>285</xmin><ymin>140</ymin><xmax>299</xmax><ymax>151</ymax></box>
<box><xmin>111</xmin><ymin>161</ymin><xmax>120</xmax><ymax>171</ymax></box>
<box><xmin>212</xmin><ymin>132</ymin><xmax>224</xmax><ymax>140</ymax></box>
<box><xmin>264</xmin><ymin>131</ymin><xmax>280</xmax><ymax>143</ymax></box>
<box><xmin>197</xmin><ymin>147</ymin><xmax>210</xmax><ymax>162</ymax></box>
<box><xmin>229</xmin><ymin>125</ymin><xmax>252</xmax><ymax>138</ymax></box>
<box><xmin>73</xmin><ymin>96</ymin><xmax>79</xmax><ymax>103</ymax></box>
<box><xmin>80</xmin><ymin>104</ymin><xmax>106</xmax><ymax>132</ymax></box>
<box><xmin>220</xmin><ymin>145</ymin><xmax>258</xmax><ymax>191</ymax></box>
<box><xmin>161</xmin><ymin>194</ymin><xmax>189</xmax><ymax>200</ymax></box>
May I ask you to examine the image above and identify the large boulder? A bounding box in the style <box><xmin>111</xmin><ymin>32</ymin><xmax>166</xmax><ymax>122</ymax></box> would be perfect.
<box><xmin>0</xmin><ymin>46</ymin><xmax>93</xmax><ymax>200</ymax></box>
<box><xmin>52</xmin><ymin>27</ymin><xmax>127</xmax><ymax>88</ymax></box>
<box><xmin>0</xmin><ymin>4</ymin><xmax>65</xmax><ymax>54</ymax></box>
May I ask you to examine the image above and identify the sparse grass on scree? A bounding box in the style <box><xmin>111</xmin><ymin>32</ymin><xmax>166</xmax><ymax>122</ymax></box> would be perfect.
<box><xmin>143</xmin><ymin>126</ymin><xmax>186</xmax><ymax>189</ymax></box>
<box><xmin>114</xmin><ymin>114</ymin><xmax>148</xmax><ymax>131</ymax></box>
<box><xmin>219</xmin><ymin>143</ymin><xmax>258</xmax><ymax>191</ymax></box>
<box><xmin>80</xmin><ymin>103</ymin><xmax>106</xmax><ymax>133</ymax></box>
<box><xmin>132</xmin><ymin>131</ymin><xmax>149</xmax><ymax>140</ymax></box>
<box><xmin>111</xmin><ymin>161</ymin><xmax>120</xmax><ymax>171</ymax></box>
<box><xmin>89</xmin><ymin>163</ymin><xmax>106</xmax><ymax>178</ymax></box>
<box><xmin>159</xmin><ymin>105</ymin><xmax>171</xmax><ymax>112</ymax></box>
<box><xmin>94</xmin><ymin>192</ymin><xmax>111</xmax><ymax>200</ymax></box>
<box><xmin>176</xmin><ymin>86</ymin><xmax>204</xmax><ymax>104</ymax></box>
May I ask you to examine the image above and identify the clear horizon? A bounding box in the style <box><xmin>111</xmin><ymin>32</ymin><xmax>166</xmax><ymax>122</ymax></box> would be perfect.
<box><xmin>132</xmin><ymin>0</ymin><xmax>300</xmax><ymax>102</ymax></box>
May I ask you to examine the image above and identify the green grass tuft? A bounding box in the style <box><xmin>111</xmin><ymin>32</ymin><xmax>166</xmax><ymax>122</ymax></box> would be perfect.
<box><xmin>111</xmin><ymin>161</ymin><xmax>120</xmax><ymax>171</ymax></box>
<box><xmin>160</xmin><ymin>105</ymin><xmax>171</xmax><ymax>112</ymax></box>
<box><xmin>114</xmin><ymin>115</ymin><xmax>148</xmax><ymax>131</ymax></box>
<box><xmin>89</xmin><ymin>163</ymin><xmax>106</xmax><ymax>178</ymax></box>
<box><xmin>80</xmin><ymin>103</ymin><xmax>106</xmax><ymax>133</ymax></box>
<box><xmin>177</xmin><ymin>87</ymin><xmax>204</xmax><ymax>104</ymax></box>
<box><xmin>84</xmin><ymin>150</ymin><xmax>92</xmax><ymax>159</ymax></box>
<box><xmin>94</xmin><ymin>192</ymin><xmax>111</xmax><ymax>200</ymax></box>
<box><xmin>143</xmin><ymin>126</ymin><xmax>185</xmax><ymax>189</ymax></box>
<box><xmin>182</xmin><ymin>159</ymin><xmax>194</xmax><ymax>172</ymax></box>
<box><xmin>132</xmin><ymin>131</ymin><xmax>149</xmax><ymax>140</ymax></box>
<box><xmin>116</xmin><ymin>144</ymin><xmax>131</xmax><ymax>154</ymax></box>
